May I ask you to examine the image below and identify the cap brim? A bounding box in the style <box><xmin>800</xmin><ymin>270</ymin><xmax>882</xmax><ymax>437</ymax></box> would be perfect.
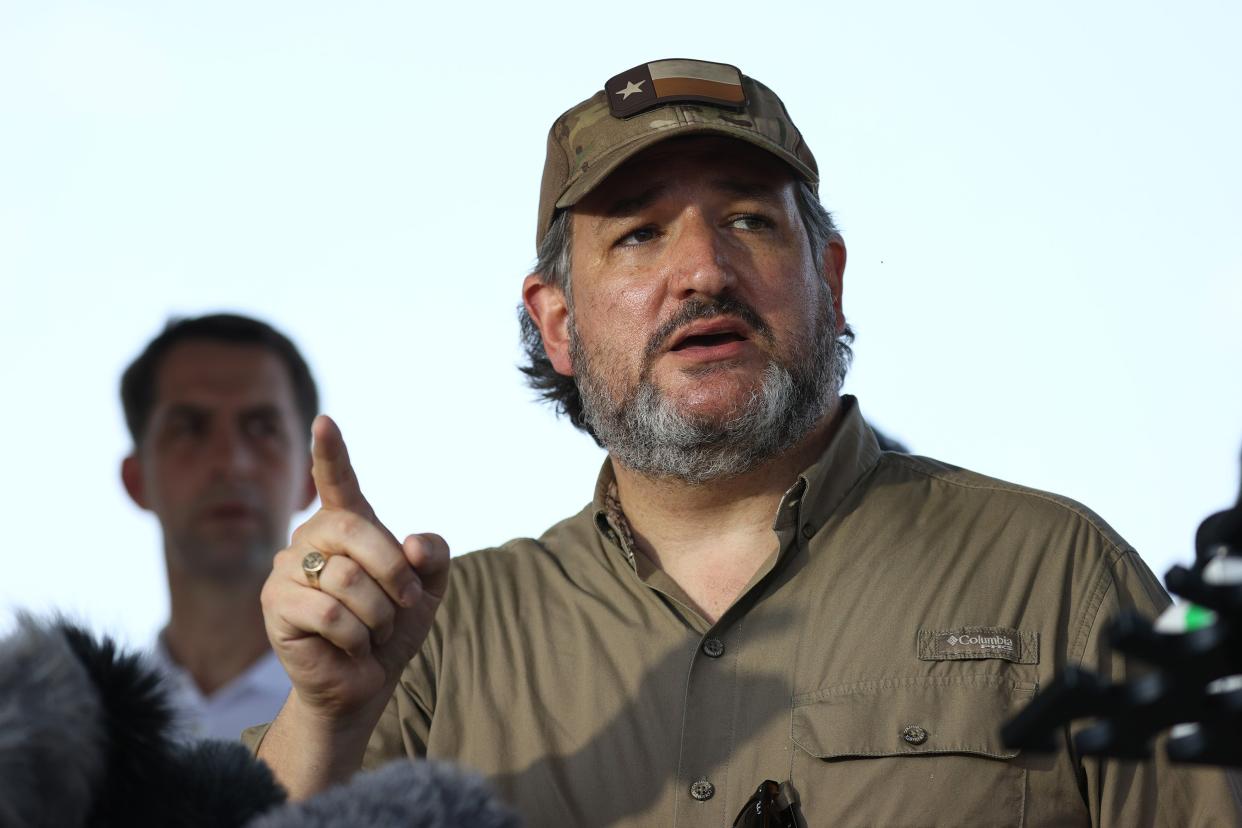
<box><xmin>554</xmin><ymin>121</ymin><xmax>819</xmax><ymax>211</ymax></box>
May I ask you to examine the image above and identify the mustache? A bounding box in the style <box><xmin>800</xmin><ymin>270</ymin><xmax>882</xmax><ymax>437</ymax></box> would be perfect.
<box><xmin>643</xmin><ymin>295</ymin><xmax>772</xmax><ymax>362</ymax></box>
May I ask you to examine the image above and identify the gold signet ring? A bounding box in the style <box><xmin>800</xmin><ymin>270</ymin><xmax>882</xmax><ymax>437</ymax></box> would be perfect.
<box><xmin>302</xmin><ymin>551</ymin><xmax>328</xmax><ymax>589</ymax></box>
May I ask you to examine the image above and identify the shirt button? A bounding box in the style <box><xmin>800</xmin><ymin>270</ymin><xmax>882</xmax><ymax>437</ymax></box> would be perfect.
<box><xmin>689</xmin><ymin>779</ymin><xmax>715</xmax><ymax>801</ymax></box>
<box><xmin>801</xmin><ymin>523</ymin><xmax>814</xmax><ymax>539</ymax></box>
<box><xmin>903</xmin><ymin>725</ymin><xmax>928</xmax><ymax>745</ymax></box>
<box><xmin>702</xmin><ymin>637</ymin><xmax>725</xmax><ymax>658</ymax></box>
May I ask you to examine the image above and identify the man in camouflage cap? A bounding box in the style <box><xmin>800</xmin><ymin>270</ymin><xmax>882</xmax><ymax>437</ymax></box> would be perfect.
<box><xmin>251</xmin><ymin>60</ymin><xmax>1240</xmax><ymax>826</ymax></box>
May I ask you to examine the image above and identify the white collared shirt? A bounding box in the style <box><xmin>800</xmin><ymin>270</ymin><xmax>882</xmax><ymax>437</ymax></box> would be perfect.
<box><xmin>150</xmin><ymin>635</ymin><xmax>291</xmax><ymax>742</ymax></box>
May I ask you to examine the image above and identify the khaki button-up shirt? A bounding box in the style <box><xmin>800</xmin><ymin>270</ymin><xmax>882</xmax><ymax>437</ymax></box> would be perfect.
<box><xmin>248</xmin><ymin>397</ymin><xmax>1241</xmax><ymax>826</ymax></box>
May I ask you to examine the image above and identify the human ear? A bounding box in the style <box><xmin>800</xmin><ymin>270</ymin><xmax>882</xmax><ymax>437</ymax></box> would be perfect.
<box><xmin>824</xmin><ymin>237</ymin><xmax>847</xmax><ymax>334</ymax></box>
<box><xmin>120</xmin><ymin>454</ymin><xmax>149</xmax><ymax>510</ymax></box>
<box><xmin>522</xmin><ymin>272</ymin><xmax>573</xmax><ymax>376</ymax></box>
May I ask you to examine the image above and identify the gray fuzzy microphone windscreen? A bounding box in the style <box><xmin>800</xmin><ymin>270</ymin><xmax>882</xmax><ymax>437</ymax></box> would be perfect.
<box><xmin>247</xmin><ymin>758</ymin><xmax>523</xmax><ymax>828</ymax></box>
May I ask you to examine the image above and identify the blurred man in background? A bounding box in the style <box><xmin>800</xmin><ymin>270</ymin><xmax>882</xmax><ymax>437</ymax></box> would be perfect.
<box><xmin>120</xmin><ymin>313</ymin><xmax>317</xmax><ymax>740</ymax></box>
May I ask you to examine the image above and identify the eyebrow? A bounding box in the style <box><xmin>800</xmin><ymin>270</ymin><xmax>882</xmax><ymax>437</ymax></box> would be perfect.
<box><xmin>161</xmin><ymin>402</ymin><xmax>282</xmax><ymax>419</ymax></box>
<box><xmin>242</xmin><ymin>405</ymin><xmax>289</xmax><ymax>426</ymax></box>
<box><xmin>163</xmin><ymin>403</ymin><xmax>209</xmax><ymax>418</ymax></box>
<box><xmin>601</xmin><ymin>184</ymin><xmax>669</xmax><ymax>218</ymax></box>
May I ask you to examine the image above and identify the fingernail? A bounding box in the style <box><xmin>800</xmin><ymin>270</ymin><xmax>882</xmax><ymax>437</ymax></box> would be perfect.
<box><xmin>400</xmin><ymin>581</ymin><xmax>420</xmax><ymax>607</ymax></box>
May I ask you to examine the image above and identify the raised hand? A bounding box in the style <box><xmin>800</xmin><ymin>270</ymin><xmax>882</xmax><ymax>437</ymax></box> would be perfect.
<box><xmin>261</xmin><ymin>414</ymin><xmax>450</xmax><ymax>722</ymax></box>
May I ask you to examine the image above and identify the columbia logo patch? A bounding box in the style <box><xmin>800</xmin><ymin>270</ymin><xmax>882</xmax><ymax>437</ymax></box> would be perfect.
<box><xmin>945</xmin><ymin>633</ymin><xmax>1010</xmax><ymax>649</ymax></box>
<box><xmin>918</xmin><ymin>626</ymin><xmax>1038</xmax><ymax>664</ymax></box>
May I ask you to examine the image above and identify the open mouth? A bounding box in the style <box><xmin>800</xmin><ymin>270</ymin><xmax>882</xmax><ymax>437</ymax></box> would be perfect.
<box><xmin>666</xmin><ymin>316</ymin><xmax>753</xmax><ymax>353</ymax></box>
<box><xmin>670</xmin><ymin>331</ymin><xmax>748</xmax><ymax>351</ymax></box>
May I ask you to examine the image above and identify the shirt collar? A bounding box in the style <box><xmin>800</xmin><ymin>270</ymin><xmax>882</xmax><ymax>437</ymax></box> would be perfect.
<box><xmin>152</xmin><ymin>632</ymin><xmax>288</xmax><ymax>700</ymax></box>
<box><xmin>784</xmin><ymin>395</ymin><xmax>883</xmax><ymax>541</ymax></box>
<box><xmin>592</xmin><ymin>460</ymin><xmax>635</xmax><ymax>568</ymax></box>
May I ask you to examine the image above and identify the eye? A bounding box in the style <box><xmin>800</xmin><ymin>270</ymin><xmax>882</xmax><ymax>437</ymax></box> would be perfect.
<box><xmin>242</xmin><ymin>412</ymin><xmax>282</xmax><ymax>440</ymax></box>
<box><xmin>729</xmin><ymin>214</ymin><xmax>772</xmax><ymax>231</ymax></box>
<box><xmin>165</xmin><ymin>410</ymin><xmax>207</xmax><ymax>438</ymax></box>
<box><xmin>616</xmin><ymin>225</ymin><xmax>659</xmax><ymax>247</ymax></box>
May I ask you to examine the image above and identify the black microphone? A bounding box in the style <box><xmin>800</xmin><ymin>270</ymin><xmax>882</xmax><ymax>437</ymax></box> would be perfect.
<box><xmin>1196</xmin><ymin>449</ymin><xmax>1242</xmax><ymax>564</ymax></box>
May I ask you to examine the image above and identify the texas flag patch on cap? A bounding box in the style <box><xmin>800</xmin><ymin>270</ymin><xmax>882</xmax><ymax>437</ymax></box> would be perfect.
<box><xmin>605</xmin><ymin>58</ymin><xmax>747</xmax><ymax>118</ymax></box>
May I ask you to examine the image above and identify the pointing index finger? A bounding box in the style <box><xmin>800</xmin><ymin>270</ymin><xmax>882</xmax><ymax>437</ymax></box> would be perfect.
<box><xmin>311</xmin><ymin>414</ymin><xmax>372</xmax><ymax>516</ymax></box>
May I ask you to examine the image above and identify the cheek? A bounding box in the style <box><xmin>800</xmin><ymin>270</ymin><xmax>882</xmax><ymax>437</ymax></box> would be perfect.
<box><xmin>144</xmin><ymin>461</ymin><xmax>195</xmax><ymax>512</ymax></box>
<box><xmin>753</xmin><ymin>286</ymin><xmax>827</xmax><ymax>355</ymax></box>
<box><xmin>281</xmin><ymin>462</ymin><xmax>309</xmax><ymax>505</ymax></box>
<box><xmin>255</xmin><ymin>452</ymin><xmax>299</xmax><ymax>495</ymax></box>
<box><xmin>575</xmin><ymin>282</ymin><xmax>662</xmax><ymax>356</ymax></box>
<box><xmin>584</xmin><ymin>271</ymin><xmax>661</xmax><ymax>317</ymax></box>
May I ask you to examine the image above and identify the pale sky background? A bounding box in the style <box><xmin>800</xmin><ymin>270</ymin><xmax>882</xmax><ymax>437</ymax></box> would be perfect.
<box><xmin>1</xmin><ymin>1</ymin><xmax>1239</xmax><ymax>647</ymax></box>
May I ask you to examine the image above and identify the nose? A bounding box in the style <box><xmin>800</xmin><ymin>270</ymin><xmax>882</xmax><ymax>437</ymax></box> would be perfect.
<box><xmin>206</xmin><ymin>422</ymin><xmax>257</xmax><ymax>478</ymax></box>
<box><xmin>666</xmin><ymin>212</ymin><xmax>736</xmax><ymax>299</ymax></box>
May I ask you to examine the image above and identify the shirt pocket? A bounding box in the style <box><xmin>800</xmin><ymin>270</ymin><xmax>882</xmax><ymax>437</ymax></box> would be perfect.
<box><xmin>790</xmin><ymin>674</ymin><xmax>1037</xmax><ymax>828</ymax></box>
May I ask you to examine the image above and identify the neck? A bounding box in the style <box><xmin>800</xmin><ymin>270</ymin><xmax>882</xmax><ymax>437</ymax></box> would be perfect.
<box><xmin>163</xmin><ymin>556</ymin><xmax>271</xmax><ymax>697</ymax></box>
<box><xmin>611</xmin><ymin>397</ymin><xmax>844</xmax><ymax>623</ymax></box>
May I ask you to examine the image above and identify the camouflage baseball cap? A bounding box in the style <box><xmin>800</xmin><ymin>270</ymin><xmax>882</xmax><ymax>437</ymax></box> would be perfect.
<box><xmin>537</xmin><ymin>58</ymin><xmax>819</xmax><ymax>247</ymax></box>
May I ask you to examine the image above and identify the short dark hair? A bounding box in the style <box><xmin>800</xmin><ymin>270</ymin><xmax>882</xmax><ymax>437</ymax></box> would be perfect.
<box><xmin>120</xmin><ymin>313</ymin><xmax>319</xmax><ymax>445</ymax></box>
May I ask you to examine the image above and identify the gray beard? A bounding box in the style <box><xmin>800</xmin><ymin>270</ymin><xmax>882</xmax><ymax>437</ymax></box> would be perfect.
<box><xmin>570</xmin><ymin>289</ymin><xmax>843</xmax><ymax>485</ymax></box>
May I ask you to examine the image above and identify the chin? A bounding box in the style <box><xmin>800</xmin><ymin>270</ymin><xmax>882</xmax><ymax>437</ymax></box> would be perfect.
<box><xmin>667</xmin><ymin>377</ymin><xmax>763</xmax><ymax>419</ymax></box>
<box><xmin>178</xmin><ymin>539</ymin><xmax>276</xmax><ymax>582</ymax></box>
